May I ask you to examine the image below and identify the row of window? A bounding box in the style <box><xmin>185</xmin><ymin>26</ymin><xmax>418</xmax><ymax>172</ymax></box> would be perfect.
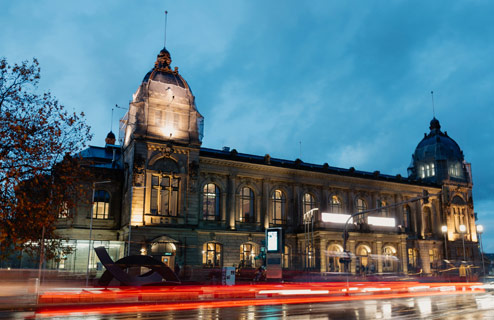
<box><xmin>202</xmin><ymin>183</ymin><xmax>393</xmax><ymax>224</ymax></box>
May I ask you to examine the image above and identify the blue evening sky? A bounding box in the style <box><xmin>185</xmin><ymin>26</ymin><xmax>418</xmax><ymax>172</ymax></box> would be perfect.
<box><xmin>1</xmin><ymin>1</ymin><xmax>493</xmax><ymax>250</ymax></box>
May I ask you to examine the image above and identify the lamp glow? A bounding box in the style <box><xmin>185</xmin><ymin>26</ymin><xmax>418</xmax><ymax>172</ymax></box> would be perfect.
<box><xmin>477</xmin><ymin>225</ymin><xmax>484</xmax><ymax>234</ymax></box>
<box><xmin>441</xmin><ymin>225</ymin><xmax>447</xmax><ymax>233</ymax></box>
<box><xmin>459</xmin><ymin>224</ymin><xmax>466</xmax><ymax>233</ymax></box>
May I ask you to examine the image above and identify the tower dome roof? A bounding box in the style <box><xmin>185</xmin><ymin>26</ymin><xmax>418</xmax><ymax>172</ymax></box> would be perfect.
<box><xmin>413</xmin><ymin>117</ymin><xmax>463</xmax><ymax>163</ymax></box>
<box><xmin>141</xmin><ymin>47</ymin><xmax>189</xmax><ymax>89</ymax></box>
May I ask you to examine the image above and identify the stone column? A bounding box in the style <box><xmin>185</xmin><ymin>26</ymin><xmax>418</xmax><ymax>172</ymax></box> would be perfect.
<box><xmin>349</xmin><ymin>239</ymin><xmax>356</xmax><ymax>273</ymax></box>
<box><xmin>319</xmin><ymin>237</ymin><xmax>327</xmax><ymax>272</ymax></box>
<box><xmin>262</xmin><ymin>180</ymin><xmax>270</xmax><ymax>229</ymax></box>
<box><xmin>228</xmin><ymin>175</ymin><xmax>236</xmax><ymax>230</ymax></box>
<box><xmin>376</xmin><ymin>240</ymin><xmax>383</xmax><ymax>273</ymax></box>
<box><xmin>400</xmin><ymin>237</ymin><xmax>408</xmax><ymax>273</ymax></box>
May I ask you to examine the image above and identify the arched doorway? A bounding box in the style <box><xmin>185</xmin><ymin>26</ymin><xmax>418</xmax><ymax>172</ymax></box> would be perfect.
<box><xmin>356</xmin><ymin>244</ymin><xmax>372</xmax><ymax>274</ymax></box>
<box><xmin>383</xmin><ymin>245</ymin><xmax>398</xmax><ymax>272</ymax></box>
<box><xmin>327</xmin><ymin>244</ymin><xmax>343</xmax><ymax>272</ymax></box>
<box><xmin>150</xmin><ymin>236</ymin><xmax>179</xmax><ymax>268</ymax></box>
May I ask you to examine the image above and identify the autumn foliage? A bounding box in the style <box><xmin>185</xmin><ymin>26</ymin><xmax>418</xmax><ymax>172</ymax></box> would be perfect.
<box><xmin>0</xmin><ymin>58</ymin><xmax>92</xmax><ymax>261</ymax></box>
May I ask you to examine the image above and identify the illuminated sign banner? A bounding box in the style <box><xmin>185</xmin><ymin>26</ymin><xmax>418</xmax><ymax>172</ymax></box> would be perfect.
<box><xmin>321</xmin><ymin>213</ymin><xmax>353</xmax><ymax>224</ymax></box>
<box><xmin>367</xmin><ymin>216</ymin><xmax>395</xmax><ymax>227</ymax></box>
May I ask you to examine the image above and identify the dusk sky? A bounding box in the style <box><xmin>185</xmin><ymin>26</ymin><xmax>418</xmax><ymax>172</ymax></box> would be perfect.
<box><xmin>2</xmin><ymin>1</ymin><xmax>494</xmax><ymax>250</ymax></box>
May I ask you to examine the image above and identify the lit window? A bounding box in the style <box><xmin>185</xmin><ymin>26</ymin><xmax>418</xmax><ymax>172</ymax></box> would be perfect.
<box><xmin>420</xmin><ymin>166</ymin><xmax>425</xmax><ymax>178</ymax></box>
<box><xmin>356</xmin><ymin>198</ymin><xmax>367</xmax><ymax>223</ymax></box>
<box><xmin>383</xmin><ymin>246</ymin><xmax>396</xmax><ymax>272</ymax></box>
<box><xmin>58</xmin><ymin>202</ymin><xmax>69</xmax><ymax>219</ymax></box>
<box><xmin>303</xmin><ymin>193</ymin><xmax>316</xmax><ymax>216</ymax></box>
<box><xmin>202</xmin><ymin>242</ymin><xmax>222</xmax><ymax>268</ymax></box>
<box><xmin>240</xmin><ymin>243</ymin><xmax>257</xmax><ymax>268</ymax></box>
<box><xmin>377</xmin><ymin>200</ymin><xmax>388</xmax><ymax>217</ymax></box>
<box><xmin>239</xmin><ymin>187</ymin><xmax>255</xmax><ymax>222</ymax></box>
<box><xmin>92</xmin><ymin>190</ymin><xmax>110</xmax><ymax>219</ymax></box>
<box><xmin>431</xmin><ymin>163</ymin><xmax>435</xmax><ymax>176</ymax></box>
<box><xmin>449</xmin><ymin>162</ymin><xmax>462</xmax><ymax>178</ymax></box>
<box><xmin>202</xmin><ymin>183</ymin><xmax>220</xmax><ymax>221</ymax></box>
<box><xmin>329</xmin><ymin>195</ymin><xmax>342</xmax><ymax>213</ymax></box>
<box><xmin>150</xmin><ymin>175</ymin><xmax>180</xmax><ymax>216</ymax></box>
<box><xmin>425</xmin><ymin>164</ymin><xmax>430</xmax><ymax>177</ymax></box>
<box><xmin>271</xmin><ymin>189</ymin><xmax>286</xmax><ymax>225</ymax></box>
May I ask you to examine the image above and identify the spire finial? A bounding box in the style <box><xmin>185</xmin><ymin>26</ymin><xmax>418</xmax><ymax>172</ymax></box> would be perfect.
<box><xmin>164</xmin><ymin>10</ymin><xmax>168</xmax><ymax>47</ymax></box>
<box><xmin>431</xmin><ymin>90</ymin><xmax>436</xmax><ymax>118</ymax></box>
<box><xmin>111</xmin><ymin>106</ymin><xmax>114</xmax><ymax>132</ymax></box>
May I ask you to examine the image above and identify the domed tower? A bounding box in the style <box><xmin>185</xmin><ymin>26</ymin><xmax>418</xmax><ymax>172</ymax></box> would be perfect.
<box><xmin>408</xmin><ymin>117</ymin><xmax>472</xmax><ymax>185</ymax></box>
<box><xmin>408</xmin><ymin>118</ymin><xmax>478</xmax><ymax>261</ymax></box>
<box><xmin>122</xmin><ymin>47</ymin><xmax>204</xmax><ymax>147</ymax></box>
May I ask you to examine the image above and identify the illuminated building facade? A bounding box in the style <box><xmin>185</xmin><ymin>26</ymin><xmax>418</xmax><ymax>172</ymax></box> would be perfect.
<box><xmin>55</xmin><ymin>46</ymin><xmax>481</xmax><ymax>278</ymax></box>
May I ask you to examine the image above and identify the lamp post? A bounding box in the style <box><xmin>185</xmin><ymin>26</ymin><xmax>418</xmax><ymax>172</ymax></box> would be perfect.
<box><xmin>441</xmin><ymin>225</ymin><xmax>448</xmax><ymax>261</ymax></box>
<box><xmin>477</xmin><ymin>224</ymin><xmax>485</xmax><ymax>276</ymax></box>
<box><xmin>459</xmin><ymin>224</ymin><xmax>467</xmax><ymax>261</ymax></box>
<box><xmin>86</xmin><ymin>180</ymin><xmax>111</xmax><ymax>287</ymax></box>
<box><xmin>303</xmin><ymin>208</ymin><xmax>318</xmax><ymax>270</ymax></box>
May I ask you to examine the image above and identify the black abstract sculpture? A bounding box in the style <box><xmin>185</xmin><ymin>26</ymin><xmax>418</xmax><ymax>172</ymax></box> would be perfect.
<box><xmin>94</xmin><ymin>246</ymin><xmax>180</xmax><ymax>286</ymax></box>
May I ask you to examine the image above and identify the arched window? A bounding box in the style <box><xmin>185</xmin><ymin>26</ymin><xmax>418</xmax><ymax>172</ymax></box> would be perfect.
<box><xmin>329</xmin><ymin>195</ymin><xmax>342</xmax><ymax>213</ymax></box>
<box><xmin>239</xmin><ymin>187</ymin><xmax>255</xmax><ymax>222</ymax></box>
<box><xmin>271</xmin><ymin>189</ymin><xmax>286</xmax><ymax>225</ymax></box>
<box><xmin>356</xmin><ymin>198</ymin><xmax>367</xmax><ymax>223</ymax></box>
<box><xmin>240</xmin><ymin>243</ymin><xmax>257</xmax><ymax>268</ymax></box>
<box><xmin>377</xmin><ymin>200</ymin><xmax>388</xmax><ymax>217</ymax></box>
<box><xmin>403</xmin><ymin>205</ymin><xmax>411</xmax><ymax>231</ymax></box>
<box><xmin>150</xmin><ymin>174</ymin><xmax>180</xmax><ymax>216</ymax></box>
<box><xmin>302</xmin><ymin>193</ymin><xmax>316</xmax><ymax>216</ymax></box>
<box><xmin>202</xmin><ymin>242</ymin><xmax>222</xmax><ymax>268</ymax></box>
<box><xmin>423</xmin><ymin>207</ymin><xmax>432</xmax><ymax>234</ymax></box>
<box><xmin>93</xmin><ymin>190</ymin><xmax>110</xmax><ymax>219</ymax></box>
<box><xmin>202</xmin><ymin>183</ymin><xmax>220</xmax><ymax>221</ymax></box>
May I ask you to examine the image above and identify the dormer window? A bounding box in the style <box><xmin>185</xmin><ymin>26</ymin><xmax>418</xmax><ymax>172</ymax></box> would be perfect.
<box><xmin>419</xmin><ymin>163</ymin><xmax>435</xmax><ymax>179</ymax></box>
<box><xmin>449</xmin><ymin>162</ymin><xmax>462</xmax><ymax>178</ymax></box>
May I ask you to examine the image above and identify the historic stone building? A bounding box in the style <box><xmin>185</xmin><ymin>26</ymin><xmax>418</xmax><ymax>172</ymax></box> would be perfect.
<box><xmin>54</xmin><ymin>45</ymin><xmax>481</xmax><ymax>278</ymax></box>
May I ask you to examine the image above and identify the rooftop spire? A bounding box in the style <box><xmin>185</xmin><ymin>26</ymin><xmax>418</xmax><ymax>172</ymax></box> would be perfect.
<box><xmin>164</xmin><ymin>10</ymin><xmax>168</xmax><ymax>47</ymax></box>
<box><xmin>431</xmin><ymin>91</ymin><xmax>436</xmax><ymax>118</ymax></box>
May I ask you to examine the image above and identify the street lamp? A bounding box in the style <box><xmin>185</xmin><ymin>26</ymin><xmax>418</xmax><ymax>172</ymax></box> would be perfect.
<box><xmin>441</xmin><ymin>225</ymin><xmax>448</xmax><ymax>260</ymax></box>
<box><xmin>86</xmin><ymin>180</ymin><xmax>111</xmax><ymax>287</ymax></box>
<box><xmin>459</xmin><ymin>224</ymin><xmax>467</xmax><ymax>261</ymax></box>
<box><xmin>303</xmin><ymin>208</ymin><xmax>318</xmax><ymax>270</ymax></box>
<box><xmin>477</xmin><ymin>224</ymin><xmax>485</xmax><ymax>276</ymax></box>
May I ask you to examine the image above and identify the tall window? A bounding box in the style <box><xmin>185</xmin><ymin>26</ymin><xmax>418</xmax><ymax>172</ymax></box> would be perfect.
<box><xmin>150</xmin><ymin>175</ymin><xmax>180</xmax><ymax>216</ymax></box>
<box><xmin>403</xmin><ymin>205</ymin><xmax>411</xmax><ymax>231</ymax></box>
<box><xmin>202</xmin><ymin>183</ymin><xmax>220</xmax><ymax>221</ymax></box>
<box><xmin>377</xmin><ymin>200</ymin><xmax>388</xmax><ymax>217</ymax></box>
<box><xmin>271</xmin><ymin>189</ymin><xmax>286</xmax><ymax>225</ymax></box>
<box><xmin>356</xmin><ymin>198</ymin><xmax>367</xmax><ymax>223</ymax></box>
<box><xmin>203</xmin><ymin>242</ymin><xmax>222</xmax><ymax>268</ymax></box>
<box><xmin>449</xmin><ymin>162</ymin><xmax>462</xmax><ymax>177</ymax></box>
<box><xmin>302</xmin><ymin>193</ymin><xmax>316</xmax><ymax>216</ymax></box>
<box><xmin>239</xmin><ymin>187</ymin><xmax>255</xmax><ymax>222</ymax></box>
<box><xmin>93</xmin><ymin>190</ymin><xmax>110</xmax><ymax>219</ymax></box>
<box><xmin>329</xmin><ymin>195</ymin><xmax>342</xmax><ymax>213</ymax></box>
<box><xmin>240</xmin><ymin>243</ymin><xmax>257</xmax><ymax>268</ymax></box>
<box><xmin>423</xmin><ymin>206</ymin><xmax>432</xmax><ymax>234</ymax></box>
<box><xmin>408</xmin><ymin>248</ymin><xmax>418</xmax><ymax>269</ymax></box>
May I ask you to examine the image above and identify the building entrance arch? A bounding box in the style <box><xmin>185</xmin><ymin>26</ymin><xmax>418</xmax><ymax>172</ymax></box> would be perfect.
<box><xmin>327</xmin><ymin>244</ymin><xmax>344</xmax><ymax>272</ymax></box>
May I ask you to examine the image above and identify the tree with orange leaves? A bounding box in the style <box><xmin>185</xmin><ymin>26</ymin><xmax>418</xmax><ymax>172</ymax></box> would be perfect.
<box><xmin>0</xmin><ymin>57</ymin><xmax>92</xmax><ymax>262</ymax></box>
